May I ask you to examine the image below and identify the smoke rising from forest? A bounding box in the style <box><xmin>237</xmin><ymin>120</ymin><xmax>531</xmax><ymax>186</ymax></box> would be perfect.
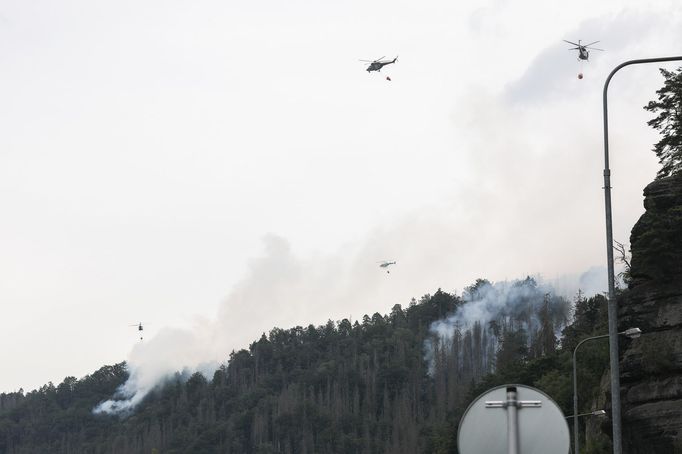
<box><xmin>94</xmin><ymin>231</ymin><xmax>589</xmax><ymax>415</ymax></box>
<box><xmin>424</xmin><ymin>278</ymin><xmax>571</xmax><ymax>375</ymax></box>
<box><xmin>94</xmin><ymin>234</ymin><xmax>395</xmax><ymax>415</ymax></box>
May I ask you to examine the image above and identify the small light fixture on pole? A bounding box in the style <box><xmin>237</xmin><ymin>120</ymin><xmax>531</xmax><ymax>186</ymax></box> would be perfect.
<box><xmin>572</xmin><ymin>328</ymin><xmax>641</xmax><ymax>454</ymax></box>
<box><xmin>567</xmin><ymin>409</ymin><xmax>607</xmax><ymax>419</ymax></box>
<box><xmin>621</xmin><ymin>327</ymin><xmax>641</xmax><ymax>339</ymax></box>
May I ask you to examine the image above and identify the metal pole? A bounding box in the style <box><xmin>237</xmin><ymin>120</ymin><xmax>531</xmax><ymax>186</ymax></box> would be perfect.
<box><xmin>485</xmin><ymin>387</ymin><xmax>541</xmax><ymax>453</ymax></box>
<box><xmin>573</xmin><ymin>351</ymin><xmax>578</xmax><ymax>454</ymax></box>
<box><xmin>602</xmin><ymin>56</ymin><xmax>682</xmax><ymax>454</ymax></box>
<box><xmin>507</xmin><ymin>387</ymin><xmax>519</xmax><ymax>454</ymax></box>
<box><xmin>573</xmin><ymin>334</ymin><xmax>609</xmax><ymax>454</ymax></box>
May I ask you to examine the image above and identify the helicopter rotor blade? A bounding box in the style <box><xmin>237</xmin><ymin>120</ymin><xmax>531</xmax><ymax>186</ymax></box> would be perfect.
<box><xmin>376</xmin><ymin>56</ymin><xmax>385</xmax><ymax>62</ymax></box>
<box><xmin>587</xmin><ymin>47</ymin><xmax>605</xmax><ymax>51</ymax></box>
<box><xmin>568</xmin><ymin>47</ymin><xmax>579</xmax><ymax>50</ymax></box>
<box><xmin>359</xmin><ymin>59</ymin><xmax>374</xmax><ymax>62</ymax></box>
<box><xmin>563</xmin><ymin>40</ymin><xmax>580</xmax><ymax>46</ymax></box>
<box><xmin>583</xmin><ymin>41</ymin><xmax>600</xmax><ymax>47</ymax></box>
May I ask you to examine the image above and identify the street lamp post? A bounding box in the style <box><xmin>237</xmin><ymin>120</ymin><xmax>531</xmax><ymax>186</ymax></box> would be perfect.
<box><xmin>572</xmin><ymin>328</ymin><xmax>641</xmax><ymax>454</ymax></box>
<box><xmin>602</xmin><ymin>56</ymin><xmax>682</xmax><ymax>454</ymax></box>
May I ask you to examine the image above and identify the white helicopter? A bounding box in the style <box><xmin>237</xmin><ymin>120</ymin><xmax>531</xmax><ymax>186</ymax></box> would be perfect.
<box><xmin>378</xmin><ymin>260</ymin><xmax>397</xmax><ymax>273</ymax></box>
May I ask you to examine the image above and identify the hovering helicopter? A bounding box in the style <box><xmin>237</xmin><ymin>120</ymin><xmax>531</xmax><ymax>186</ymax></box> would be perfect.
<box><xmin>360</xmin><ymin>56</ymin><xmax>398</xmax><ymax>73</ymax></box>
<box><xmin>563</xmin><ymin>40</ymin><xmax>604</xmax><ymax>61</ymax></box>
<box><xmin>129</xmin><ymin>322</ymin><xmax>147</xmax><ymax>340</ymax></box>
<box><xmin>378</xmin><ymin>260</ymin><xmax>397</xmax><ymax>273</ymax></box>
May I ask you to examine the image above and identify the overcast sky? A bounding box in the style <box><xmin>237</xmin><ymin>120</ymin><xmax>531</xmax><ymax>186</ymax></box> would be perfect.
<box><xmin>1</xmin><ymin>0</ymin><xmax>680</xmax><ymax>392</ymax></box>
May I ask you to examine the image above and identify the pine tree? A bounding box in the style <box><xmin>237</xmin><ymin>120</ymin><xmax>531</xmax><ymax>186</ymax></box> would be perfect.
<box><xmin>644</xmin><ymin>67</ymin><xmax>682</xmax><ymax>178</ymax></box>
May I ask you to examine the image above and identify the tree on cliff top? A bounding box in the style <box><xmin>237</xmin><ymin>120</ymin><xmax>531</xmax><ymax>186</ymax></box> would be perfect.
<box><xmin>644</xmin><ymin>66</ymin><xmax>682</xmax><ymax>178</ymax></box>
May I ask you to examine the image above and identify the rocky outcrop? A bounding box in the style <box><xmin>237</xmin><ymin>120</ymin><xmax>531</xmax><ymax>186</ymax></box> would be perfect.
<box><xmin>618</xmin><ymin>174</ymin><xmax>682</xmax><ymax>454</ymax></box>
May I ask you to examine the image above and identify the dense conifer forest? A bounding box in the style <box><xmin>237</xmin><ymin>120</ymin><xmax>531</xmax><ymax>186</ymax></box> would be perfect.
<box><xmin>0</xmin><ymin>278</ymin><xmax>614</xmax><ymax>454</ymax></box>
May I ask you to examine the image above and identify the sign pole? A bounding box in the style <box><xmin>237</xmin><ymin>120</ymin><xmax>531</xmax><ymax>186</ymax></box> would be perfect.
<box><xmin>507</xmin><ymin>388</ymin><xmax>520</xmax><ymax>454</ymax></box>
<box><xmin>485</xmin><ymin>386</ymin><xmax>542</xmax><ymax>454</ymax></box>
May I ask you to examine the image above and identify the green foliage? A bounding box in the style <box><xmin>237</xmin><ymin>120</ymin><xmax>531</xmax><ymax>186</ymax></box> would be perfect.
<box><xmin>561</xmin><ymin>293</ymin><xmax>608</xmax><ymax>351</ymax></box>
<box><xmin>496</xmin><ymin>329</ymin><xmax>528</xmax><ymax>369</ymax></box>
<box><xmin>644</xmin><ymin>66</ymin><xmax>682</xmax><ymax>178</ymax></box>
<box><xmin>534</xmin><ymin>368</ymin><xmax>572</xmax><ymax>411</ymax></box>
<box><xmin>0</xmin><ymin>363</ymin><xmax>128</xmax><ymax>453</ymax></box>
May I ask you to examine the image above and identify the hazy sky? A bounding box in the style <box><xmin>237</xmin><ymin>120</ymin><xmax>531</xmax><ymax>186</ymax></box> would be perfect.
<box><xmin>1</xmin><ymin>0</ymin><xmax>680</xmax><ymax>392</ymax></box>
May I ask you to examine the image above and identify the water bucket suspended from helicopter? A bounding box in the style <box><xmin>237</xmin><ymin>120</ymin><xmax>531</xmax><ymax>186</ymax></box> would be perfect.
<box><xmin>129</xmin><ymin>322</ymin><xmax>148</xmax><ymax>340</ymax></box>
<box><xmin>564</xmin><ymin>39</ymin><xmax>604</xmax><ymax>80</ymax></box>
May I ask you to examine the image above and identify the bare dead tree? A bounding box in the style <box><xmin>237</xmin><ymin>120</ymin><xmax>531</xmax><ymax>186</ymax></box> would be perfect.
<box><xmin>614</xmin><ymin>240</ymin><xmax>632</xmax><ymax>284</ymax></box>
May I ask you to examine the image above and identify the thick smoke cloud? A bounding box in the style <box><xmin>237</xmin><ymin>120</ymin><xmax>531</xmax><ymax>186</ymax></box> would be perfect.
<box><xmin>94</xmin><ymin>230</ymin><xmax>585</xmax><ymax>416</ymax></box>
<box><xmin>94</xmin><ymin>328</ymin><xmax>220</xmax><ymax>414</ymax></box>
<box><xmin>94</xmin><ymin>234</ymin><xmax>389</xmax><ymax>414</ymax></box>
<box><xmin>424</xmin><ymin>278</ymin><xmax>571</xmax><ymax>374</ymax></box>
<box><xmin>428</xmin><ymin>281</ymin><xmax>547</xmax><ymax>338</ymax></box>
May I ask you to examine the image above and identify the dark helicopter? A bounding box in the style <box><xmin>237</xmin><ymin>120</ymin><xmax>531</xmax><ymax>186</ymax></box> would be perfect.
<box><xmin>563</xmin><ymin>40</ymin><xmax>603</xmax><ymax>61</ymax></box>
<box><xmin>130</xmin><ymin>322</ymin><xmax>147</xmax><ymax>340</ymax></box>
<box><xmin>360</xmin><ymin>56</ymin><xmax>398</xmax><ymax>73</ymax></box>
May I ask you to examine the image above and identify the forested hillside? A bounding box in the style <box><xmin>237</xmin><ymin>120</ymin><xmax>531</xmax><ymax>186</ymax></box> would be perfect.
<box><xmin>0</xmin><ymin>279</ymin><xmax>612</xmax><ymax>454</ymax></box>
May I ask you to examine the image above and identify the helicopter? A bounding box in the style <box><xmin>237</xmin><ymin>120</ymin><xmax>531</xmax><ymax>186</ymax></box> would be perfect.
<box><xmin>563</xmin><ymin>40</ymin><xmax>604</xmax><ymax>61</ymax></box>
<box><xmin>129</xmin><ymin>322</ymin><xmax>147</xmax><ymax>340</ymax></box>
<box><xmin>360</xmin><ymin>56</ymin><xmax>398</xmax><ymax>73</ymax></box>
<box><xmin>378</xmin><ymin>260</ymin><xmax>397</xmax><ymax>273</ymax></box>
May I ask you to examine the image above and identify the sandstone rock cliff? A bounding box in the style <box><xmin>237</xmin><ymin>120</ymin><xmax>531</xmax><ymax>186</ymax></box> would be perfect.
<box><xmin>618</xmin><ymin>174</ymin><xmax>682</xmax><ymax>453</ymax></box>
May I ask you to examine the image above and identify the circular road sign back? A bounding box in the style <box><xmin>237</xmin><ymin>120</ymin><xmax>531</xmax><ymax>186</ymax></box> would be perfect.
<box><xmin>457</xmin><ymin>384</ymin><xmax>570</xmax><ymax>454</ymax></box>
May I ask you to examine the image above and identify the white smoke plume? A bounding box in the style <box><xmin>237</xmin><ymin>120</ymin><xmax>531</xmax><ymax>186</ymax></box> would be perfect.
<box><xmin>93</xmin><ymin>228</ymin><xmax>598</xmax><ymax>415</ymax></box>
<box><xmin>94</xmin><ymin>233</ymin><xmax>406</xmax><ymax>415</ymax></box>
<box><xmin>429</xmin><ymin>280</ymin><xmax>540</xmax><ymax>338</ymax></box>
<box><xmin>424</xmin><ymin>278</ymin><xmax>571</xmax><ymax>374</ymax></box>
<box><xmin>546</xmin><ymin>266</ymin><xmax>609</xmax><ymax>300</ymax></box>
<box><xmin>93</xmin><ymin>328</ymin><xmax>220</xmax><ymax>415</ymax></box>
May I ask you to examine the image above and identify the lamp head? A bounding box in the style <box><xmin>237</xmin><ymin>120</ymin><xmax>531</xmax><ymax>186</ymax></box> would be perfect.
<box><xmin>623</xmin><ymin>327</ymin><xmax>642</xmax><ymax>339</ymax></box>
